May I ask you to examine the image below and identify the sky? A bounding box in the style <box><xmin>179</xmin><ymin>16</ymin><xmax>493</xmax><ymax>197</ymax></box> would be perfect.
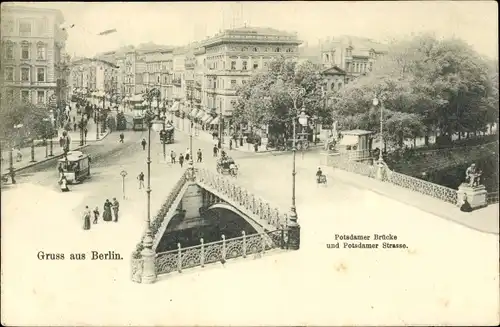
<box><xmin>6</xmin><ymin>1</ymin><xmax>498</xmax><ymax>59</ymax></box>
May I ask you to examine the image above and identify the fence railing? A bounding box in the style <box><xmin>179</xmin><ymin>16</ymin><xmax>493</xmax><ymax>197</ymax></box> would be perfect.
<box><xmin>195</xmin><ymin>168</ymin><xmax>288</xmax><ymax>230</ymax></box>
<box><xmin>385</xmin><ymin>170</ymin><xmax>458</xmax><ymax>204</ymax></box>
<box><xmin>149</xmin><ymin>170</ymin><xmax>188</xmax><ymax>241</ymax></box>
<box><xmin>330</xmin><ymin>154</ymin><xmax>376</xmax><ymax>179</ymax></box>
<box><xmin>155</xmin><ymin>229</ymin><xmax>285</xmax><ymax>275</ymax></box>
<box><xmin>328</xmin><ymin>154</ymin><xmax>459</xmax><ymax>205</ymax></box>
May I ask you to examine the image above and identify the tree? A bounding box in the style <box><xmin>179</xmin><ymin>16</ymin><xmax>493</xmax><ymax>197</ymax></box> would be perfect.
<box><xmin>331</xmin><ymin>33</ymin><xmax>496</xmax><ymax>148</ymax></box>
<box><xmin>0</xmin><ymin>100</ymin><xmax>51</xmax><ymax>144</ymax></box>
<box><xmin>234</xmin><ymin>56</ymin><xmax>325</xmax><ymax>139</ymax></box>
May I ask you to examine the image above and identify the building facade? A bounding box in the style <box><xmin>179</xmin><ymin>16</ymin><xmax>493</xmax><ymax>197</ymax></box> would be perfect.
<box><xmin>69</xmin><ymin>58</ymin><xmax>119</xmax><ymax>105</ymax></box>
<box><xmin>194</xmin><ymin>26</ymin><xmax>302</xmax><ymax>120</ymax></box>
<box><xmin>319</xmin><ymin>35</ymin><xmax>388</xmax><ymax>85</ymax></box>
<box><xmin>1</xmin><ymin>5</ymin><xmax>68</xmax><ymax>106</ymax></box>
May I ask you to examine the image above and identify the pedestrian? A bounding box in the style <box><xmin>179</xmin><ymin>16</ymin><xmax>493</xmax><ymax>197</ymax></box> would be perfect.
<box><xmin>229</xmin><ymin>139</ymin><xmax>233</xmax><ymax>150</ymax></box>
<box><xmin>254</xmin><ymin>142</ymin><xmax>259</xmax><ymax>152</ymax></box>
<box><xmin>170</xmin><ymin>150</ymin><xmax>176</xmax><ymax>164</ymax></box>
<box><xmin>212</xmin><ymin>131</ymin><xmax>217</xmax><ymax>140</ymax></box>
<box><xmin>112</xmin><ymin>197</ymin><xmax>120</xmax><ymax>222</ymax></box>
<box><xmin>185</xmin><ymin>148</ymin><xmax>190</xmax><ymax>161</ymax></box>
<box><xmin>73</xmin><ymin>122</ymin><xmax>77</xmax><ymax>132</ymax></box>
<box><xmin>93</xmin><ymin>206</ymin><xmax>100</xmax><ymax>224</ymax></box>
<box><xmin>138</xmin><ymin>172</ymin><xmax>145</xmax><ymax>189</ymax></box>
<box><xmin>213</xmin><ymin>144</ymin><xmax>218</xmax><ymax>157</ymax></box>
<box><xmin>119</xmin><ymin>133</ymin><xmax>124</xmax><ymax>143</ymax></box>
<box><xmin>197</xmin><ymin>149</ymin><xmax>202</xmax><ymax>163</ymax></box>
<box><xmin>72</xmin><ymin>116</ymin><xmax>76</xmax><ymax>123</ymax></box>
<box><xmin>141</xmin><ymin>138</ymin><xmax>147</xmax><ymax>150</ymax></box>
<box><xmin>84</xmin><ymin>128</ymin><xmax>88</xmax><ymax>138</ymax></box>
<box><xmin>179</xmin><ymin>153</ymin><xmax>184</xmax><ymax>168</ymax></box>
<box><xmin>103</xmin><ymin>199</ymin><xmax>113</xmax><ymax>222</ymax></box>
<box><xmin>59</xmin><ymin>136</ymin><xmax>64</xmax><ymax>148</ymax></box>
<box><xmin>83</xmin><ymin>206</ymin><xmax>91</xmax><ymax>230</ymax></box>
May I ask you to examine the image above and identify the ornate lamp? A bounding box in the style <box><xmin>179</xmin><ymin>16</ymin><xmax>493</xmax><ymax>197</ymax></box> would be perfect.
<box><xmin>298</xmin><ymin>107</ymin><xmax>309</xmax><ymax>126</ymax></box>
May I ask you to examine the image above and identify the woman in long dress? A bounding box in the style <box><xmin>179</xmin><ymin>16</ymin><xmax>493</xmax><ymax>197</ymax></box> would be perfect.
<box><xmin>103</xmin><ymin>199</ymin><xmax>113</xmax><ymax>221</ymax></box>
<box><xmin>83</xmin><ymin>206</ymin><xmax>91</xmax><ymax>230</ymax></box>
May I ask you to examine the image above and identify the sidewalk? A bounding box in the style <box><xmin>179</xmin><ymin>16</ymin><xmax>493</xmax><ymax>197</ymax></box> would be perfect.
<box><xmin>174</xmin><ymin>116</ymin><xmax>324</xmax><ymax>154</ymax></box>
<box><xmin>301</xmin><ymin>155</ymin><xmax>499</xmax><ymax>235</ymax></box>
<box><xmin>1</xmin><ymin>122</ymin><xmax>109</xmax><ymax>177</ymax></box>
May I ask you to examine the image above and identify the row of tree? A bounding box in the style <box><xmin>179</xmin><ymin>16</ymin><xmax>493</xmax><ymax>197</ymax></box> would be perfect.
<box><xmin>0</xmin><ymin>100</ymin><xmax>55</xmax><ymax>145</ymax></box>
<box><xmin>232</xmin><ymin>33</ymin><xmax>498</xmax><ymax>148</ymax></box>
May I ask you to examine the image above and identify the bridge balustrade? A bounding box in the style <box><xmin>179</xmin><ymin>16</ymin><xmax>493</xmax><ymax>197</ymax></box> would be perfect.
<box><xmin>155</xmin><ymin>230</ymin><xmax>286</xmax><ymax>276</ymax></box>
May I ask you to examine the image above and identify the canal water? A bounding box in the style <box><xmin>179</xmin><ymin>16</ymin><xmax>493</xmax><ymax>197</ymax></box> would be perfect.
<box><xmin>156</xmin><ymin>208</ymin><xmax>258</xmax><ymax>253</ymax></box>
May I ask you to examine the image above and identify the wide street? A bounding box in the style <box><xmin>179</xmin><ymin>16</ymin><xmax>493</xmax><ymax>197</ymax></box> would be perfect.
<box><xmin>2</xmin><ymin>122</ymin><xmax>499</xmax><ymax>326</ymax></box>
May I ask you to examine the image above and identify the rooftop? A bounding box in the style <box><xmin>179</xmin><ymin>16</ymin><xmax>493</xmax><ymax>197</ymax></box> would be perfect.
<box><xmin>322</xmin><ymin>35</ymin><xmax>389</xmax><ymax>53</ymax></box>
<box><xmin>1</xmin><ymin>4</ymin><xmax>64</xmax><ymax>22</ymax></box>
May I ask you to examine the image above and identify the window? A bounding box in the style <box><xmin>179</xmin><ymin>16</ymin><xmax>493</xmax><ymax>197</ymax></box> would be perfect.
<box><xmin>253</xmin><ymin>63</ymin><xmax>258</xmax><ymax>70</ymax></box>
<box><xmin>230</xmin><ymin>80</ymin><xmax>237</xmax><ymax>89</ymax></box>
<box><xmin>19</xmin><ymin>22</ymin><xmax>32</xmax><ymax>36</ymax></box>
<box><xmin>5</xmin><ymin>67</ymin><xmax>14</xmax><ymax>81</ymax></box>
<box><xmin>21</xmin><ymin>44</ymin><xmax>30</xmax><ymax>59</ymax></box>
<box><xmin>242</xmin><ymin>61</ymin><xmax>247</xmax><ymax>70</ymax></box>
<box><xmin>231</xmin><ymin>61</ymin><xmax>236</xmax><ymax>70</ymax></box>
<box><xmin>157</xmin><ymin>76</ymin><xmax>160</xmax><ymax>83</ymax></box>
<box><xmin>242</xmin><ymin>80</ymin><xmax>247</xmax><ymax>85</ymax></box>
<box><xmin>5</xmin><ymin>43</ymin><xmax>14</xmax><ymax>59</ymax></box>
<box><xmin>346</xmin><ymin>48</ymin><xmax>352</xmax><ymax>57</ymax></box>
<box><xmin>4</xmin><ymin>19</ymin><xmax>14</xmax><ymax>33</ymax></box>
<box><xmin>21</xmin><ymin>67</ymin><xmax>30</xmax><ymax>81</ymax></box>
<box><xmin>21</xmin><ymin>90</ymin><xmax>30</xmax><ymax>103</ymax></box>
<box><xmin>36</xmin><ymin>43</ymin><xmax>46</xmax><ymax>60</ymax></box>
<box><xmin>6</xmin><ymin>89</ymin><xmax>14</xmax><ymax>102</ymax></box>
<box><xmin>338</xmin><ymin>82</ymin><xmax>342</xmax><ymax>90</ymax></box>
<box><xmin>253</xmin><ymin>47</ymin><xmax>258</xmax><ymax>52</ymax></box>
<box><xmin>275</xmin><ymin>48</ymin><xmax>280</xmax><ymax>52</ymax></box>
<box><xmin>286</xmin><ymin>48</ymin><xmax>292</xmax><ymax>52</ymax></box>
<box><xmin>37</xmin><ymin>91</ymin><xmax>45</xmax><ymax>104</ymax></box>
<box><xmin>330</xmin><ymin>83</ymin><xmax>335</xmax><ymax>91</ymax></box>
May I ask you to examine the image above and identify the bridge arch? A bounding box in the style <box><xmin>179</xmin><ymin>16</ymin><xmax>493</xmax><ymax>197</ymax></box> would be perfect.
<box><xmin>205</xmin><ymin>203</ymin><xmax>268</xmax><ymax>235</ymax></box>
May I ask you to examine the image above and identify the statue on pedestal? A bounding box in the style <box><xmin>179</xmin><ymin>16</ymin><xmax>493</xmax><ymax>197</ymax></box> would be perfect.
<box><xmin>465</xmin><ymin>163</ymin><xmax>482</xmax><ymax>187</ymax></box>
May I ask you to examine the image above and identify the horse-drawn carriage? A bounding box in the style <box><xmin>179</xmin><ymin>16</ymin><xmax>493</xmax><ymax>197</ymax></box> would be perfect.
<box><xmin>216</xmin><ymin>156</ymin><xmax>238</xmax><ymax>176</ymax></box>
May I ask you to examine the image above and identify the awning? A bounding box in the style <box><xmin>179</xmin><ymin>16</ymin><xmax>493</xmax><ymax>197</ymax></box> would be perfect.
<box><xmin>189</xmin><ymin>108</ymin><xmax>199</xmax><ymax>118</ymax></box>
<box><xmin>169</xmin><ymin>101</ymin><xmax>180</xmax><ymax>112</ymax></box>
<box><xmin>209</xmin><ymin>116</ymin><xmax>220</xmax><ymax>125</ymax></box>
<box><xmin>195</xmin><ymin>111</ymin><xmax>205</xmax><ymax>119</ymax></box>
<box><xmin>202</xmin><ymin>114</ymin><xmax>212</xmax><ymax>123</ymax></box>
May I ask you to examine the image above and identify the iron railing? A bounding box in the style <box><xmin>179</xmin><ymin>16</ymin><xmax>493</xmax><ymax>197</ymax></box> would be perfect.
<box><xmin>155</xmin><ymin>229</ymin><xmax>285</xmax><ymax>275</ymax></box>
<box><xmin>195</xmin><ymin>168</ymin><xmax>288</xmax><ymax>230</ymax></box>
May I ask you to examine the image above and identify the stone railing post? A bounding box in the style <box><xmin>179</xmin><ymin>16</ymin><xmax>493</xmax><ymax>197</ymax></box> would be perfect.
<box><xmin>140</xmin><ymin>232</ymin><xmax>157</xmax><ymax>284</ymax></box>
<box><xmin>200</xmin><ymin>238</ymin><xmax>205</xmax><ymax>267</ymax></box>
<box><xmin>221</xmin><ymin>234</ymin><xmax>226</xmax><ymax>262</ymax></box>
<box><xmin>177</xmin><ymin>243</ymin><xmax>182</xmax><ymax>273</ymax></box>
<box><xmin>242</xmin><ymin>231</ymin><xmax>247</xmax><ymax>258</ymax></box>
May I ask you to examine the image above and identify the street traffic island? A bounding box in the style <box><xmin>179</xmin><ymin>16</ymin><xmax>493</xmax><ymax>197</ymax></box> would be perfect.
<box><xmin>131</xmin><ymin>166</ymin><xmax>300</xmax><ymax>284</ymax></box>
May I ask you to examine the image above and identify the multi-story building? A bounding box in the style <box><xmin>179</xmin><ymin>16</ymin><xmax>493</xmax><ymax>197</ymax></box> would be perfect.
<box><xmin>192</xmin><ymin>26</ymin><xmax>301</xmax><ymax>125</ymax></box>
<box><xmin>319</xmin><ymin>35</ymin><xmax>388</xmax><ymax>91</ymax></box>
<box><xmin>142</xmin><ymin>48</ymin><xmax>174</xmax><ymax>107</ymax></box>
<box><xmin>172</xmin><ymin>46</ymin><xmax>188</xmax><ymax>103</ymax></box>
<box><xmin>69</xmin><ymin>58</ymin><xmax>118</xmax><ymax>106</ymax></box>
<box><xmin>134</xmin><ymin>51</ymin><xmax>146</xmax><ymax>95</ymax></box>
<box><xmin>1</xmin><ymin>5</ymin><xmax>68</xmax><ymax>106</ymax></box>
<box><xmin>124</xmin><ymin>50</ymin><xmax>136</xmax><ymax>98</ymax></box>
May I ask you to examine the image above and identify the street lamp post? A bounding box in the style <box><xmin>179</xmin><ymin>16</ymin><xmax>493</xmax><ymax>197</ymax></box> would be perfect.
<box><xmin>372</xmin><ymin>96</ymin><xmax>385</xmax><ymax>180</ymax></box>
<box><xmin>286</xmin><ymin>86</ymin><xmax>306</xmax><ymax>251</ymax></box>
<box><xmin>30</xmin><ymin>138</ymin><xmax>36</xmax><ymax>163</ymax></box>
<box><xmin>42</xmin><ymin>118</ymin><xmax>50</xmax><ymax>158</ymax></box>
<box><xmin>95</xmin><ymin>107</ymin><xmax>100</xmax><ymax>140</ymax></box>
<box><xmin>48</xmin><ymin>110</ymin><xmax>54</xmax><ymax>156</ymax></box>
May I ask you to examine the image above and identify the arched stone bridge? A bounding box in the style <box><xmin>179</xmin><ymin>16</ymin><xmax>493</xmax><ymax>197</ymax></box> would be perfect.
<box><xmin>131</xmin><ymin>166</ymin><xmax>299</xmax><ymax>284</ymax></box>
